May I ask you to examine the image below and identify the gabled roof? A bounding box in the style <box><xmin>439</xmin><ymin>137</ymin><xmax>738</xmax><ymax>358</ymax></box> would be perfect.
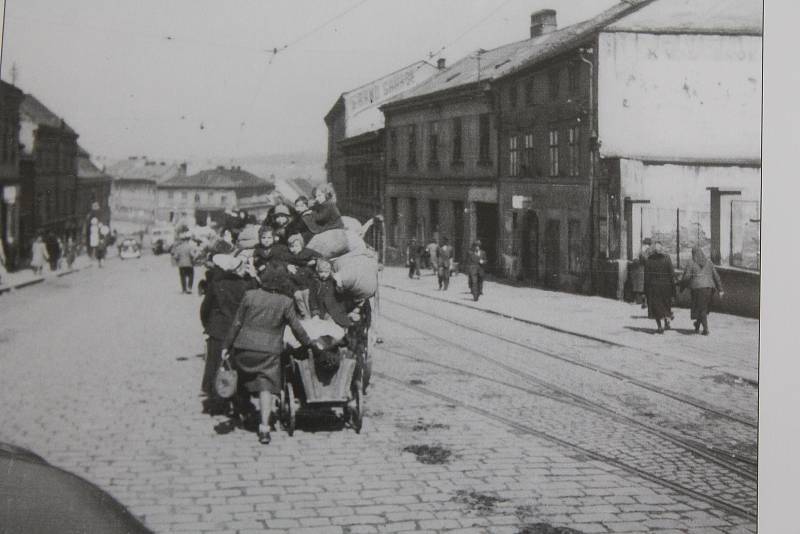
<box><xmin>77</xmin><ymin>147</ymin><xmax>110</xmax><ymax>181</ymax></box>
<box><xmin>160</xmin><ymin>167</ymin><xmax>271</xmax><ymax>190</ymax></box>
<box><xmin>605</xmin><ymin>0</ymin><xmax>762</xmax><ymax>35</ymax></box>
<box><xmin>106</xmin><ymin>158</ymin><xmax>184</xmax><ymax>184</ymax></box>
<box><xmin>384</xmin><ymin>0</ymin><xmax>652</xmax><ymax>107</ymax></box>
<box><xmin>20</xmin><ymin>94</ymin><xmax>77</xmax><ymax>135</ymax></box>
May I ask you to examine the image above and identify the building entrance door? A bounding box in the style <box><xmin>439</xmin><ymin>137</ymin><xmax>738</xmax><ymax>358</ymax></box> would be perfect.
<box><xmin>521</xmin><ymin>210</ymin><xmax>539</xmax><ymax>283</ymax></box>
<box><xmin>544</xmin><ymin>219</ymin><xmax>560</xmax><ymax>288</ymax></box>
<box><xmin>475</xmin><ymin>202</ymin><xmax>498</xmax><ymax>273</ymax></box>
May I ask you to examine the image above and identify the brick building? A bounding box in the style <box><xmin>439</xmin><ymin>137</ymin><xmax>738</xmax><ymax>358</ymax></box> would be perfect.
<box><xmin>0</xmin><ymin>80</ymin><xmax>24</xmax><ymax>269</ymax></box>
<box><xmin>156</xmin><ymin>166</ymin><xmax>273</xmax><ymax>227</ymax></box>
<box><xmin>325</xmin><ymin>61</ymin><xmax>438</xmax><ymax>224</ymax></box>
<box><xmin>18</xmin><ymin>94</ymin><xmax>80</xmax><ymax>250</ymax></box>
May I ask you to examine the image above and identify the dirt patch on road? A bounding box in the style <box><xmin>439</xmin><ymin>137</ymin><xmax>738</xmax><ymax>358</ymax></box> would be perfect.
<box><xmin>452</xmin><ymin>490</ymin><xmax>506</xmax><ymax>515</ymax></box>
<box><xmin>703</xmin><ymin>373</ymin><xmax>758</xmax><ymax>389</ymax></box>
<box><xmin>403</xmin><ymin>444</ymin><xmax>452</xmax><ymax>464</ymax></box>
<box><xmin>408</xmin><ymin>379</ymin><xmax>426</xmax><ymax>386</ymax></box>
<box><xmin>517</xmin><ymin>523</ymin><xmax>585</xmax><ymax>534</ymax></box>
<box><xmin>412</xmin><ymin>419</ymin><xmax>450</xmax><ymax>432</ymax></box>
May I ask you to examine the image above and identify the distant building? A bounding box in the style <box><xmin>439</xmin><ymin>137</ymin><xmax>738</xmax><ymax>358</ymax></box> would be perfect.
<box><xmin>76</xmin><ymin>147</ymin><xmax>112</xmax><ymax>234</ymax></box>
<box><xmin>157</xmin><ymin>166</ymin><xmax>273</xmax><ymax>227</ymax></box>
<box><xmin>106</xmin><ymin>157</ymin><xmax>186</xmax><ymax>232</ymax></box>
<box><xmin>18</xmin><ymin>93</ymin><xmax>80</xmax><ymax>247</ymax></box>
<box><xmin>273</xmin><ymin>176</ymin><xmax>315</xmax><ymax>204</ymax></box>
<box><xmin>0</xmin><ymin>80</ymin><xmax>24</xmax><ymax>269</ymax></box>
<box><xmin>325</xmin><ymin>61</ymin><xmax>439</xmax><ymax>224</ymax></box>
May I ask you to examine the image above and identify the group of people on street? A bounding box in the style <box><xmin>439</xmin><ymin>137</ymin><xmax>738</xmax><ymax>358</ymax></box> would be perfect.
<box><xmin>29</xmin><ymin>232</ymin><xmax>81</xmax><ymax>275</ymax></box>
<box><xmin>406</xmin><ymin>238</ymin><xmax>486</xmax><ymax>299</ymax></box>
<box><xmin>198</xmin><ymin>184</ymin><xmax>372</xmax><ymax>445</ymax></box>
<box><xmin>633</xmin><ymin>240</ymin><xmax>724</xmax><ymax>335</ymax></box>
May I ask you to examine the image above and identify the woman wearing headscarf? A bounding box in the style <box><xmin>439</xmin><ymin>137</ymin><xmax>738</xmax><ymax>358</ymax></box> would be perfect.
<box><xmin>302</xmin><ymin>183</ymin><xmax>345</xmax><ymax>234</ymax></box>
<box><xmin>644</xmin><ymin>242</ymin><xmax>676</xmax><ymax>333</ymax></box>
<box><xmin>222</xmin><ymin>271</ymin><xmax>320</xmax><ymax>445</ymax></box>
<box><xmin>199</xmin><ymin>254</ymin><xmax>257</xmax><ymax>413</ymax></box>
<box><xmin>679</xmin><ymin>246</ymin><xmax>724</xmax><ymax>335</ymax></box>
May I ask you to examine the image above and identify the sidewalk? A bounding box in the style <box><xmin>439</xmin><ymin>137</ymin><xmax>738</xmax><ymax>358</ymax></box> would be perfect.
<box><xmin>0</xmin><ymin>256</ymin><xmax>95</xmax><ymax>294</ymax></box>
<box><xmin>379</xmin><ymin>266</ymin><xmax>759</xmax><ymax>385</ymax></box>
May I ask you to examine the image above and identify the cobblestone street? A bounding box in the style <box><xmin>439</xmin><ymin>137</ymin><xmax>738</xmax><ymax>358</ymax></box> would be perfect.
<box><xmin>0</xmin><ymin>256</ymin><xmax>758</xmax><ymax>533</ymax></box>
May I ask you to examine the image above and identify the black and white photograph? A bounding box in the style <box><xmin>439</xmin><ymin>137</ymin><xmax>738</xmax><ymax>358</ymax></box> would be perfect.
<box><xmin>0</xmin><ymin>0</ymin><xmax>770</xmax><ymax>532</ymax></box>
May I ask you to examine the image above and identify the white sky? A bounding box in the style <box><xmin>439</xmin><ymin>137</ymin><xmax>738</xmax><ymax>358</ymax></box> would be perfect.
<box><xmin>0</xmin><ymin>0</ymin><xmax>616</xmax><ymax>162</ymax></box>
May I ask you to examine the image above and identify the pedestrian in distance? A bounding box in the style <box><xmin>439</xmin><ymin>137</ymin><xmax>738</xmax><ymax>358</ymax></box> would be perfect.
<box><xmin>64</xmin><ymin>237</ymin><xmax>77</xmax><ymax>270</ymax></box>
<box><xmin>631</xmin><ymin>238</ymin><xmax>651</xmax><ymax>309</ymax></box>
<box><xmin>679</xmin><ymin>246</ymin><xmax>724</xmax><ymax>336</ymax></box>
<box><xmin>199</xmin><ymin>254</ymin><xmax>257</xmax><ymax>415</ymax></box>
<box><xmin>172</xmin><ymin>233</ymin><xmax>198</xmax><ymax>294</ymax></box>
<box><xmin>222</xmin><ymin>271</ymin><xmax>321</xmax><ymax>445</ymax></box>
<box><xmin>643</xmin><ymin>241</ymin><xmax>676</xmax><ymax>333</ymax></box>
<box><xmin>96</xmin><ymin>224</ymin><xmax>110</xmax><ymax>268</ymax></box>
<box><xmin>87</xmin><ymin>217</ymin><xmax>100</xmax><ymax>259</ymax></box>
<box><xmin>30</xmin><ymin>233</ymin><xmax>48</xmax><ymax>276</ymax></box>
<box><xmin>466</xmin><ymin>241</ymin><xmax>487</xmax><ymax>301</ymax></box>
<box><xmin>406</xmin><ymin>238</ymin><xmax>421</xmax><ymax>279</ymax></box>
<box><xmin>426</xmin><ymin>238</ymin><xmax>439</xmax><ymax>275</ymax></box>
<box><xmin>45</xmin><ymin>232</ymin><xmax>61</xmax><ymax>272</ymax></box>
<box><xmin>437</xmin><ymin>237</ymin><xmax>454</xmax><ymax>291</ymax></box>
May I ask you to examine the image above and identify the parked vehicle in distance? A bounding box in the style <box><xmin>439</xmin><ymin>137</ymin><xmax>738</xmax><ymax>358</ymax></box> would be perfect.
<box><xmin>118</xmin><ymin>237</ymin><xmax>142</xmax><ymax>260</ymax></box>
<box><xmin>149</xmin><ymin>226</ymin><xmax>175</xmax><ymax>255</ymax></box>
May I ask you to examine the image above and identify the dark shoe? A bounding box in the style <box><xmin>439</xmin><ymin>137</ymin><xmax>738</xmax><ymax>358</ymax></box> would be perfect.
<box><xmin>701</xmin><ymin>330</ymin><xmax>709</xmax><ymax>336</ymax></box>
<box><xmin>258</xmin><ymin>427</ymin><xmax>271</xmax><ymax>445</ymax></box>
<box><xmin>214</xmin><ymin>420</ymin><xmax>237</xmax><ymax>435</ymax></box>
<box><xmin>656</xmin><ymin>327</ymin><xmax>664</xmax><ymax>334</ymax></box>
<box><xmin>664</xmin><ymin>321</ymin><xmax>671</xmax><ymax>330</ymax></box>
<box><xmin>694</xmin><ymin>321</ymin><xmax>701</xmax><ymax>333</ymax></box>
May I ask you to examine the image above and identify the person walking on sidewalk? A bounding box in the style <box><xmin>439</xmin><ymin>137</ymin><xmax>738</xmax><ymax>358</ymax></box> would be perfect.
<box><xmin>406</xmin><ymin>238</ymin><xmax>421</xmax><ymax>279</ymax></box>
<box><xmin>644</xmin><ymin>242</ymin><xmax>676</xmax><ymax>333</ymax></box>
<box><xmin>466</xmin><ymin>241</ymin><xmax>487</xmax><ymax>301</ymax></box>
<box><xmin>437</xmin><ymin>238</ymin><xmax>453</xmax><ymax>291</ymax></box>
<box><xmin>172</xmin><ymin>234</ymin><xmax>198</xmax><ymax>294</ymax></box>
<box><xmin>45</xmin><ymin>232</ymin><xmax>61</xmax><ymax>272</ymax></box>
<box><xmin>426</xmin><ymin>238</ymin><xmax>439</xmax><ymax>275</ymax></box>
<box><xmin>631</xmin><ymin>238</ymin><xmax>651</xmax><ymax>309</ymax></box>
<box><xmin>679</xmin><ymin>246</ymin><xmax>724</xmax><ymax>336</ymax></box>
<box><xmin>30</xmin><ymin>233</ymin><xmax>48</xmax><ymax>276</ymax></box>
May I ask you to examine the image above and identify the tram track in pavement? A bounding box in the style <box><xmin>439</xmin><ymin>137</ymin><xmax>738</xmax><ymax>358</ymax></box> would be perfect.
<box><xmin>379</xmin><ymin>300</ymin><xmax>757</xmax><ymax>473</ymax></box>
<box><xmin>379</xmin><ymin>291</ymin><xmax>758</xmax><ymax>430</ymax></box>
<box><xmin>375</xmin><ymin>370</ymin><xmax>757</xmax><ymax>523</ymax></box>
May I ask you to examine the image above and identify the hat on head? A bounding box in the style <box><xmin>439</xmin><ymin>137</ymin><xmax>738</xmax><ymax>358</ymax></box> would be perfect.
<box><xmin>273</xmin><ymin>204</ymin><xmax>291</xmax><ymax>217</ymax></box>
<box><xmin>212</xmin><ymin>254</ymin><xmax>243</xmax><ymax>272</ymax></box>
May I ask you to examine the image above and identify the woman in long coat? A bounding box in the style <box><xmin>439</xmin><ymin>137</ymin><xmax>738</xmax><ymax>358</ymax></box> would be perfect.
<box><xmin>30</xmin><ymin>234</ymin><xmax>49</xmax><ymax>275</ymax></box>
<box><xmin>223</xmin><ymin>272</ymin><xmax>317</xmax><ymax>444</ymax></box>
<box><xmin>679</xmin><ymin>246</ymin><xmax>724</xmax><ymax>335</ymax></box>
<box><xmin>644</xmin><ymin>242</ymin><xmax>676</xmax><ymax>333</ymax></box>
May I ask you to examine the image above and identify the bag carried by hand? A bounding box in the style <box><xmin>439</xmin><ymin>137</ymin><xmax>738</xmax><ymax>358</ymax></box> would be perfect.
<box><xmin>214</xmin><ymin>357</ymin><xmax>238</xmax><ymax>398</ymax></box>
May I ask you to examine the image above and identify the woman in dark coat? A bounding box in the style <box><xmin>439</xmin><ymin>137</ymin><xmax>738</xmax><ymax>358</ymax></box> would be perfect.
<box><xmin>199</xmin><ymin>254</ymin><xmax>257</xmax><ymax>413</ymax></box>
<box><xmin>644</xmin><ymin>242</ymin><xmax>676</xmax><ymax>333</ymax></box>
<box><xmin>679</xmin><ymin>246</ymin><xmax>724</xmax><ymax>335</ymax></box>
<box><xmin>223</xmin><ymin>272</ymin><xmax>319</xmax><ymax>444</ymax></box>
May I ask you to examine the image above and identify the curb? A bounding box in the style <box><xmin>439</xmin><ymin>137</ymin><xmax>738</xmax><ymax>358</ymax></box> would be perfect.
<box><xmin>0</xmin><ymin>263</ymin><xmax>93</xmax><ymax>295</ymax></box>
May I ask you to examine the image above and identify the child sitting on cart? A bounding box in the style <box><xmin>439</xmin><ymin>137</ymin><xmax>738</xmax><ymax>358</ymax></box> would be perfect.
<box><xmin>285</xmin><ymin>233</ymin><xmax>322</xmax><ymax>319</ymax></box>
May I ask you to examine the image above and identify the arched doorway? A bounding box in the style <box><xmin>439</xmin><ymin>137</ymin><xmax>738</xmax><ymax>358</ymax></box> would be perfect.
<box><xmin>521</xmin><ymin>210</ymin><xmax>539</xmax><ymax>283</ymax></box>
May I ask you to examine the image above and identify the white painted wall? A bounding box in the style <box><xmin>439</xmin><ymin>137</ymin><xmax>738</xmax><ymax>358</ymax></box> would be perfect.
<box><xmin>598</xmin><ymin>32</ymin><xmax>761</xmax><ymax>162</ymax></box>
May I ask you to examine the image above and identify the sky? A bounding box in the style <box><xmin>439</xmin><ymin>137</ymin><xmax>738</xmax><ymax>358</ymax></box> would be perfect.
<box><xmin>0</xmin><ymin>0</ymin><xmax>617</xmax><ymax>163</ymax></box>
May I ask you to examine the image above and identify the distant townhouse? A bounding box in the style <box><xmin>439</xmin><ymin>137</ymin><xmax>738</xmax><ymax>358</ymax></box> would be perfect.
<box><xmin>156</xmin><ymin>166</ymin><xmax>273</xmax><ymax>227</ymax></box>
<box><xmin>18</xmin><ymin>94</ymin><xmax>80</xmax><ymax>248</ymax></box>
<box><xmin>0</xmin><ymin>80</ymin><xmax>24</xmax><ymax>269</ymax></box>
<box><xmin>325</xmin><ymin>61</ymin><xmax>438</xmax><ymax>226</ymax></box>
<box><xmin>106</xmin><ymin>157</ymin><xmax>186</xmax><ymax>232</ymax></box>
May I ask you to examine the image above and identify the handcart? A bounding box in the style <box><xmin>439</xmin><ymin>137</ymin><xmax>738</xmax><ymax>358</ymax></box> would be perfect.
<box><xmin>279</xmin><ymin>336</ymin><xmax>365</xmax><ymax>435</ymax></box>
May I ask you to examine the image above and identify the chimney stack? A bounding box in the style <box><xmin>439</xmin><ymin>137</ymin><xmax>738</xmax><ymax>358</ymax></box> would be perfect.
<box><xmin>530</xmin><ymin>9</ymin><xmax>557</xmax><ymax>38</ymax></box>
<box><xmin>437</xmin><ymin>58</ymin><xmax>446</xmax><ymax>70</ymax></box>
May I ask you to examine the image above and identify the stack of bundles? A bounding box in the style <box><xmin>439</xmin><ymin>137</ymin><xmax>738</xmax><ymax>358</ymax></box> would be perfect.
<box><xmin>284</xmin><ymin>316</ymin><xmax>346</xmax><ymax>348</ymax></box>
<box><xmin>305</xmin><ymin>216</ymin><xmax>379</xmax><ymax>301</ymax></box>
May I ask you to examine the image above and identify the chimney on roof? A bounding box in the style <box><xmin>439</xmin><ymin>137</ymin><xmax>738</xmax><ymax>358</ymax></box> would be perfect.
<box><xmin>530</xmin><ymin>9</ymin><xmax>557</xmax><ymax>38</ymax></box>
<box><xmin>179</xmin><ymin>162</ymin><xmax>187</xmax><ymax>176</ymax></box>
<box><xmin>437</xmin><ymin>58</ymin><xmax>446</xmax><ymax>70</ymax></box>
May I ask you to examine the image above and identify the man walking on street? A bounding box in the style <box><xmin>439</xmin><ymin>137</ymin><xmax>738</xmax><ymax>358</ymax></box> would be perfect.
<box><xmin>406</xmin><ymin>238</ymin><xmax>421</xmax><ymax>279</ymax></box>
<box><xmin>466</xmin><ymin>241</ymin><xmax>487</xmax><ymax>301</ymax></box>
<box><xmin>437</xmin><ymin>238</ymin><xmax>453</xmax><ymax>290</ymax></box>
<box><xmin>426</xmin><ymin>238</ymin><xmax>439</xmax><ymax>276</ymax></box>
<box><xmin>172</xmin><ymin>234</ymin><xmax>198</xmax><ymax>294</ymax></box>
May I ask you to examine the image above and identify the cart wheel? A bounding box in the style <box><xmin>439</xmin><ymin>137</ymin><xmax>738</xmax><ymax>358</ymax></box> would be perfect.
<box><xmin>352</xmin><ymin>386</ymin><xmax>363</xmax><ymax>434</ymax></box>
<box><xmin>285</xmin><ymin>384</ymin><xmax>296</xmax><ymax>437</ymax></box>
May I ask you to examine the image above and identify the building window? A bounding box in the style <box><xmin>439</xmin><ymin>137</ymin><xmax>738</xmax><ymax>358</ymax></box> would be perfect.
<box><xmin>549</xmin><ymin>69</ymin><xmax>560</xmax><ymax>100</ymax></box>
<box><xmin>511</xmin><ymin>211</ymin><xmax>520</xmax><ymax>255</ymax></box>
<box><xmin>508</xmin><ymin>135</ymin><xmax>520</xmax><ymax>177</ymax></box>
<box><xmin>478</xmin><ymin>114</ymin><xmax>491</xmax><ymax>164</ymax></box>
<box><xmin>181</xmin><ymin>191</ymin><xmax>188</xmax><ymax>200</ymax></box>
<box><xmin>389</xmin><ymin>197</ymin><xmax>399</xmax><ymax>246</ymax></box>
<box><xmin>509</xmin><ymin>84</ymin><xmax>518</xmax><ymax>109</ymax></box>
<box><xmin>522</xmin><ymin>133</ymin><xmax>534</xmax><ymax>176</ymax></box>
<box><xmin>389</xmin><ymin>128</ymin><xmax>398</xmax><ymax>170</ymax></box>
<box><xmin>452</xmin><ymin>117</ymin><xmax>463</xmax><ymax>164</ymax></box>
<box><xmin>568</xmin><ymin>219</ymin><xmax>582</xmax><ymax>274</ymax></box>
<box><xmin>568</xmin><ymin>63</ymin><xmax>580</xmax><ymax>94</ymax></box>
<box><xmin>548</xmin><ymin>129</ymin><xmax>559</xmax><ymax>176</ymax></box>
<box><xmin>220</xmin><ymin>195</ymin><xmax>227</xmax><ymax>205</ymax></box>
<box><xmin>408</xmin><ymin>124</ymin><xmax>417</xmax><ymax>169</ymax></box>
<box><xmin>568</xmin><ymin>126</ymin><xmax>580</xmax><ymax>176</ymax></box>
<box><xmin>168</xmin><ymin>191</ymin><xmax>174</xmax><ymax>200</ymax></box>
<box><xmin>408</xmin><ymin>197</ymin><xmax>418</xmax><ymax>239</ymax></box>
<box><xmin>194</xmin><ymin>193</ymin><xmax>201</xmax><ymax>203</ymax></box>
<box><xmin>524</xmin><ymin>77</ymin><xmax>534</xmax><ymax>106</ymax></box>
<box><xmin>427</xmin><ymin>121</ymin><xmax>439</xmax><ymax>169</ymax></box>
